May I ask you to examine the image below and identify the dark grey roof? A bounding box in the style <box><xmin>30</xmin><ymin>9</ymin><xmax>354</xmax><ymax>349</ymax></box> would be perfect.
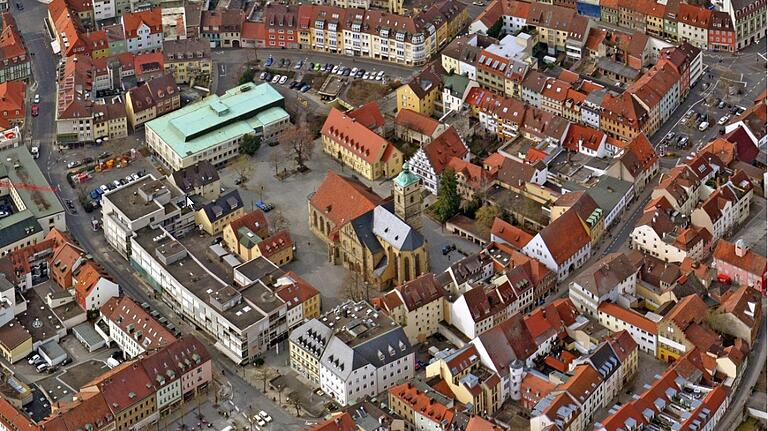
<box><xmin>171</xmin><ymin>161</ymin><xmax>219</xmax><ymax>194</ymax></box>
<box><xmin>586</xmin><ymin>176</ymin><xmax>633</xmax><ymax>215</ymax></box>
<box><xmin>353</xmin><ymin>326</ymin><xmax>413</xmax><ymax>369</ymax></box>
<box><xmin>586</xmin><ymin>342</ymin><xmax>620</xmax><ymax>379</ymax></box>
<box><xmin>201</xmin><ymin>190</ymin><xmax>242</xmax><ymax>223</ymax></box>
<box><xmin>0</xmin><ymin>214</ymin><xmax>42</xmax><ymax>248</ymax></box>
<box><xmin>350</xmin><ymin>210</ymin><xmax>382</xmax><ymax>254</ymax></box>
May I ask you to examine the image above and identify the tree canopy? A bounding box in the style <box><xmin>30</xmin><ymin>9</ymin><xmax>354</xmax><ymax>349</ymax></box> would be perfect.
<box><xmin>240</xmin><ymin>134</ymin><xmax>261</xmax><ymax>156</ymax></box>
<box><xmin>434</xmin><ymin>169</ymin><xmax>460</xmax><ymax>223</ymax></box>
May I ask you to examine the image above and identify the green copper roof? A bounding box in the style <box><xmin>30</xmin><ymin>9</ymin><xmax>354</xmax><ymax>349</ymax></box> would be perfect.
<box><xmin>145</xmin><ymin>83</ymin><xmax>288</xmax><ymax>160</ymax></box>
<box><xmin>394</xmin><ymin>163</ymin><xmax>420</xmax><ymax>188</ymax></box>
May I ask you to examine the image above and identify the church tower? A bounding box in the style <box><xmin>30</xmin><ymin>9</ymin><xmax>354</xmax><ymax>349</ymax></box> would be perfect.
<box><xmin>393</xmin><ymin>163</ymin><xmax>422</xmax><ymax>230</ymax></box>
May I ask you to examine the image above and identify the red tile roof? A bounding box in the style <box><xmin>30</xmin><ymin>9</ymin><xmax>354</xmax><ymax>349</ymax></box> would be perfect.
<box><xmin>42</xmin><ymin>392</ymin><xmax>113</xmax><ymax>431</ymax></box>
<box><xmin>677</xmin><ymin>4</ymin><xmax>712</xmax><ymax>28</ymax></box>
<box><xmin>347</xmin><ymin>101</ymin><xmax>385</xmax><ymax>131</ymax></box>
<box><xmin>273</xmin><ymin>271</ymin><xmax>320</xmax><ymax>310</ymax></box>
<box><xmin>389</xmin><ymin>382</ymin><xmax>455</xmax><ymax>426</ymax></box>
<box><xmin>100</xmin><ymin>296</ymin><xmax>176</xmax><ymax>350</ymax></box>
<box><xmin>618</xmin><ymin>133</ymin><xmax>658</xmax><ymax>177</ymax></box>
<box><xmin>122</xmin><ymin>8</ymin><xmax>162</xmax><ymax>38</ymax></box>
<box><xmin>309</xmin><ymin>171</ymin><xmax>385</xmax><ymax>241</ymax></box>
<box><xmin>0</xmin><ymin>81</ymin><xmax>25</xmax><ymax>122</ymax></box>
<box><xmin>308</xmin><ymin>413</ymin><xmax>357</xmax><ymax>431</ymax></box>
<box><xmin>229</xmin><ymin>209</ymin><xmax>269</xmax><ymax>239</ymax></box>
<box><xmin>395</xmin><ymin>273</ymin><xmax>447</xmax><ymax>311</ymax></box>
<box><xmin>322</xmin><ymin>108</ymin><xmax>397</xmax><ymax>165</ymax></box>
<box><xmin>0</xmin><ymin>12</ymin><xmax>28</xmax><ymax>63</ymax></box>
<box><xmin>491</xmin><ymin>217</ymin><xmax>533</xmax><ymax>249</ymax></box>
<box><xmin>73</xmin><ymin>260</ymin><xmax>111</xmax><ymax>309</ymax></box>
<box><xmin>423</xmin><ymin>127</ymin><xmax>468</xmax><ymax>175</ymax></box>
<box><xmin>257</xmin><ymin>230</ymin><xmax>293</xmax><ymax>259</ymax></box>
<box><xmin>561</xmin><ymin>364</ymin><xmax>603</xmax><ymax>404</ymax></box>
<box><xmin>713</xmin><ymin>239</ymin><xmax>766</xmax><ymax>277</ymax></box>
<box><xmin>395</xmin><ymin>108</ymin><xmax>441</xmax><ymax>137</ymax></box>
<box><xmin>0</xmin><ymin>396</ymin><xmax>38</xmax><ymax>430</ymax></box>
<box><xmin>537</xmin><ymin>208</ymin><xmax>591</xmax><ymax>265</ymax></box>
<box><xmin>598</xmin><ymin>302</ymin><xmax>658</xmax><ymax>334</ymax></box>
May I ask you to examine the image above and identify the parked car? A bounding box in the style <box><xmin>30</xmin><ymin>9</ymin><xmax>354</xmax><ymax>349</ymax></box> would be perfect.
<box><xmin>376</xmin><ymin>71</ymin><xmax>385</xmax><ymax>80</ymax></box>
<box><xmin>350</xmin><ymin>67</ymin><xmax>358</xmax><ymax>75</ymax></box>
<box><xmin>259</xmin><ymin>411</ymin><xmax>272</xmax><ymax>423</ymax></box>
<box><xmin>66</xmin><ymin>160</ymin><xmax>81</xmax><ymax>169</ymax></box>
<box><xmin>717</xmin><ymin>114</ymin><xmax>730</xmax><ymax>125</ymax></box>
<box><xmin>279</xmin><ymin>75</ymin><xmax>288</xmax><ymax>85</ymax></box>
<box><xmin>255</xmin><ymin>200</ymin><xmax>274</xmax><ymax>212</ymax></box>
<box><xmin>356</xmin><ymin>69</ymin><xmax>365</xmax><ymax>78</ymax></box>
<box><xmin>259</xmin><ymin>72</ymin><xmax>267</xmax><ymax>80</ymax></box>
<box><xmin>314</xmin><ymin>63</ymin><xmax>321</xmax><ymax>71</ymax></box>
<box><xmin>331</xmin><ymin>65</ymin><xmax>340</xmax><ymax>74</ymax></box>
<box><xmin>271</xmin><ymin>75</ymin><xmax>281</xmax><ymax>84</ymax></box>
<box><xmin>698</xmin><ymin>121</ymin><xmax>710</xmax><ymax>131</ymax></box>
<box><xmin>265</xmin><ymin>56</ymin><xmax>274</xmax><ymax>67</ymax></box>
<box><xmin>441</xmin><ymin>244</ymin><xmax>456</xmax><ymax>255</ymax></box>
<box><xmin>718</xmin><ymin>100</ymin><xmax>727</xmax><ymax>109</ymax></box>
<box><xmin>28</xmin><ymin>354</ymin><xmax>41</xmax><ymax>365</ymax></box>
<box><xmin>300</xmin><ymin>84</ymin><xmax>311</xmax><ymax>92</ymax></box>
<box><xmin>34</xmin><ymin>94</ymin><xmax>40</xmax><ymax>104</ymax></box>
<box><xmin>363</xmin><ymin>72</ymin><xmax>371</xmax><ymax>80</ymax></box>
<box><xmin>664</xmin><ymin>131</ymin><xmax>675</xmax><ymax>142</ymax></box>
<box><xmin>31</xmin><ymin>105</ymin><xmax>39</xmax><ymax>117</ymax></box>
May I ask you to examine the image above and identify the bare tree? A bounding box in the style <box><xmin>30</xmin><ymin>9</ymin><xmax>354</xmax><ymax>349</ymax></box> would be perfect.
<box><xmin>255</xmin><ymin>367</ymin><xmax>270</xmax><ymax>393</ymax></box>
<box><xmin>279</xmin><ymin>124</ymin><xmax>315</xmax><ymax>169</ymax></box>
<box><xmin>270</xmin><ymin>210</ymin><xmax>288</xmax><ymax>233</ymax></box>
<box><xmin>269</xmin><ymin>151</ymin><xmax>282</xmax><ymax>176</ymax></box>
<box><xmin>287</xmin><ymin>395</ymin><xmax>302</xmax><ymax>417</ymax></box>
<box><xmin>342</xmin><ymin>269</ymin><xmax>370</xmax><ymax>302</ymax></box>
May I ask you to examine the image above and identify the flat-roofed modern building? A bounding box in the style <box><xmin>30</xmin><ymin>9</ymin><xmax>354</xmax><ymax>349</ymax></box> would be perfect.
<box><xmin>0</xmin><ymin>146</ymin><xmax>66</xmax><ymax>257</ymax></box>
<box><xmin>145</xmin><ymin>82</ymin><xmax>290</xmax><ymax>171</ymax></box>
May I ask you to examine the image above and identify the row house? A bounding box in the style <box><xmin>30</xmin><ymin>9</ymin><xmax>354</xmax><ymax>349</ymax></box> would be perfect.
<box><xmin>691</xmin><ymin>171</ymin><xmax>754</xmax><ymax>241</ymax></box>
<box><xmin>597</xmin><ymin>302</ymin><xmax>658</xmax><ymax>355</ymax></box>
<box><xmin>617</xmin><ymin>0</ymin><xmax>646</xmax><ymax>32</ymax></box>
<box><xmin>124</xmin><ymin>73</ymin><xmax>180</xmax><ymax>129</ymax></box>
<box><xmin>98</xmin><ymin>296</ymin><xmax>177</xmax><ymax>358</ymax></box>
<box><xmin>630</xmin><ymin>202</ymin><xmax>712</xmax><ymax>263</ymax></box>
<box><xmin>122</xmin><ymin>8</ymin><xmax>163</xmax><ymax>54</ymax></box>
<box><xmin>677</xmin><ymin>4</ymin><xmax>712</xmax><ymax>49</ymax></box>
<box><xmin>388</xmin><ymin>380</ymin><xmax>463</xmax><ymax>430</ymax></box>
<box><xmin>568</xmin><ymin>252</ymin><xmax>639</xmax><ymax>317</ymax></box>
<box><xmin>656</xmin><ymin>294</ymin><xmax>717</xmax><ymax>361</ymax></box>
<box><xmin>162</xmin><ymin>38</ymin><xmax>212</xmax><ymax>85</ymax></box>
<box><xmin>651</xmin><ymin>164</ymin><xmax>704</xmax><ymax>214</ymax></box>
<box><xmin>373</xmin><ymin>273</ymin><xmax>448</xmax><ymax>344</ymax></box>
<box><xmin>425</xmin><ymin>345</ymin><xmax>504</xmax><ymax>415</ymax></box>
<box><xmin>0</xmin><ymin>13</ymin><xmax>31</xmax><ymax>83</ymax></box>
<box><xmin>596</xmin><ymin>362</ymin><xmax>729</xmax><ymax>431</ymax></box>
<box><xmin>626</xmin><ymin>60</ymin><xmax>681</xmax><ymax>134</ymax></box>
<box><xmin>599</xmin><ymin>91</ymin><xmax>650</xmax><ymax>142</ymax></box>
<box><xmin>713</xmin><ymin>239</ymin><xmax>767</xmax><ymax>294</ymax></box>
<box><xmin>723</xmin><ymin>0</ymin><xmax>767</xmax><ymax>50</ymax></box>
<box><xmin>201</xmin><ymin>9</ymin><xmax>244</xmax><ymax>48</ymax></box>
<box><xmin>709</xmin><ymin>11</ymin><xmax>737</xmax><ymax>51</ymax></box>
<box><xmin>526</xmin><ymin>2</ymin><xmax>579</xmax><ymax>55</ymax></box>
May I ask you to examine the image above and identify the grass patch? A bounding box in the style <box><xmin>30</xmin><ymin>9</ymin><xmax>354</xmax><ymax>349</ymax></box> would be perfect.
<box><xmin>344</xmin><ymin>80</ymin><xmax>389</xmax><ymax>106</ymax></box>
<box><xmin>736</xmin><ymin>417</ymin><xmax>760</xmax><ymax>431</ymax></box>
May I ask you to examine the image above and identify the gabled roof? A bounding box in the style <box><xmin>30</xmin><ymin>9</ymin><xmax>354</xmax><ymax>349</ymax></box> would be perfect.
<box><xmin>490</xmin><ymin>217</ymin><xmax>532</xmax><ymax>249</ymax></box>
<box><xmin>422</xmin><ymin>127</ymin><xmax>468</xmax><ymax>175</ymax></box>
<box><xmin>122</xmin><ymin>8</ymin><xmax>162</xmax><ymax>38</ymax></box>
<box><xmin>395</xmin><ymin>273</ymin><xmax>447</xmax><ymax>311</ymax></box>
<box><xmin>256</xmin><ymin>230</ymin><xmax>293</xmax><ymax>259</ymax></box>
<box><xmin>663</xmin><ymin>294</ymin><xmax>708</xmax><ymax>330</ymax></box>
<box><xmin>100</xmin><ymin>296</ymin><xmax>176</xmax><ymax>351</ymax></box>
<box><xmin>713</xmin><ymin>239</ymin><xmax>766</xmax><ymax>277</ymax></box>
<box><xmin>537</xmin><ymin>208</ymin><xmax>591</xmax><ymax>265</ymax></box>
<box><xmin>127</xmin><ymin>73</ymin><xmax>178</xmax><ymax>112</ymax></box>
<box><xmin>347</xmin><ymin>101</ymin><xmax>384</xmax><ymax>131</ymax></box>
<box><xmin>718</xmin><ymin>285</ymin><xmax>761</xmax><ymax>331</ymax></box>
<box><xmin>171</xmin><ymin>161</ymin><xmax>219</xmax><ymax>194</ymax></box>
<box><xmin>573</xmin><ymin>253</ymin><xmax>639</xmax><ymax>298</ymax></box>
<box><xmin>308</xmin><ymin>412</ymin><xmax>357</xmax><ymax>431</ymax></box>
<box><xmin>598</xmin><ymin>302</ymin><xmax>657</xmax><ymax>334</ymax></box>
<box><xmin>475</xmin><ymin>313</ymin><xmax>537</xmax><ymax>372</ymax></box>
<box><xmin>617</xmin><ymin>133</ymin><xmax>658</xmax><ymax>177</ymax></box>
<box><xmin>308</xmin><ymin>171</ymin><xmax>385</xmax><ymax>239</ymax></box>
<box><xmin>395</xmin><ymin>108</ymin><xmax>441</xmax><ymax>137</ymax></box>
<box><xmin>724</xmin><ymin>124</ymin><xmax>760</xmax><ymax>164</ymax></box>
<box><xmin>322</xmin><ymin>108</ymin><xmax>396</xmax><ymax>165</ymax></box>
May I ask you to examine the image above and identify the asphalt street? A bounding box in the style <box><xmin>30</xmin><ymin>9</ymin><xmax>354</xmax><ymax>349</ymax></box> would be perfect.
<box><xmin>14</xmin><ymin>2</ymin><xmax>305</xmax><ymax>429</ymax></box>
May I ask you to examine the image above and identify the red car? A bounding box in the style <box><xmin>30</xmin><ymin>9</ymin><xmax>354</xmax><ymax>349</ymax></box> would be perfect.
<box><xmin>31</xmin><ymin>105</ymin><xmax>39</xmax><ymax>117</ymax></box>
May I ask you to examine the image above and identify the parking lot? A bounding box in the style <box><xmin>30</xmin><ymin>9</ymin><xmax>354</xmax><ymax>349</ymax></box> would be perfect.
<box><xmin>656</xmin><ymin>77</ymin><xmax>748</xmax><ymax>158</ymax></box>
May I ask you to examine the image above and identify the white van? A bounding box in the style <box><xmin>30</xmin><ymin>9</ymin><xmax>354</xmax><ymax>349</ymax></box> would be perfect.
<box><xmin>698</xmin><ymin>121</ymin><xmax>710</xmax><ymax>131</ymax></box>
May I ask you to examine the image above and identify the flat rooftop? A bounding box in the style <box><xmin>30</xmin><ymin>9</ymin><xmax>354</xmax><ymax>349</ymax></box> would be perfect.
<box><xmin>103</xmin><ymin>176</ymin><xmax>183</xmax><ymax>221</ymax></box>
<box><xmin>320</xmin><ymin>301</ymin><xmax>400</xmax><ymax>348</ymax></box>
<box><xmin>0</xmin><ymin>146</ymin><xmax>64</xmax><ymax>221</ymax></box>
<box><xmin>234</xmin><ymin>256</ymin><xmax>284</xmax><ymax>285</ymax></box>
<box><xmin>486</xmin><ymin>186</ymin><xmax>549</xmax><ymax>226</ymax></box>
<box><xmin>133</xmin><ymin>227</ymin><xmax>267</xmax><ymax>331</ymax></box>
<box><xmin>20</xmin><ymin>284</ymin><xmax>65</xmax><ymax>343</ymax></box>
<box><xmin>146</xmin><ymin>83</ymin><xmax>287</xmax><ymax>159</ymax></box>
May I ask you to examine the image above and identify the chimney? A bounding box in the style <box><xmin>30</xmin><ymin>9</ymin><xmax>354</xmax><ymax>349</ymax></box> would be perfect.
<box><xmin>735</xmin><ymin>239</ymin><xmax>748</xmax><ymax>257</ymax></box>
